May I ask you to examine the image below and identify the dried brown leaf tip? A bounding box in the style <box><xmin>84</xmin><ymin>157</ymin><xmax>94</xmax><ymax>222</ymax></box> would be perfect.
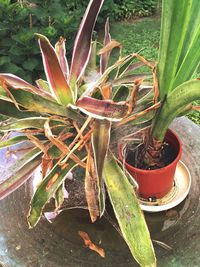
<box><xmin>78</xmin><ymin>231</ymin><xmax>105</xmax><ymax>258</ymax></box>
<box><xmin>98</xmin><ymin>40</ymin><xmax>121</xmax><ymax>55</ymax></box>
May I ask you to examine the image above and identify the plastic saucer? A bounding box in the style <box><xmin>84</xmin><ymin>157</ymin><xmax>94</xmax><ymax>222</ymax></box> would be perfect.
<box><xmin>140</xmin><ymin>161</ymin><xmax>191</xmax><ymax>212</ymax></box>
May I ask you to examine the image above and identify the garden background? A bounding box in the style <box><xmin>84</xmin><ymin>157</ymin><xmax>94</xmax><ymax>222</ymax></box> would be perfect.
<box><xmin>0</xmin><ymin>0</ymin><xmax>199</xmax><ymax>124</ymax></box>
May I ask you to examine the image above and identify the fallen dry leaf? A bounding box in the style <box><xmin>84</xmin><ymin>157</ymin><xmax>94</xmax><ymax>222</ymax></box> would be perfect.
<box><xmin>78</xmin><ymin>231</ymin><xmax>105</xmax><ymax>258</ymax></box>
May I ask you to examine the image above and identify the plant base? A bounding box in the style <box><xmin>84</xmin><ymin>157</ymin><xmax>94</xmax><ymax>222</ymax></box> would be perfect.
<box><xmin>140</xmin><ymin>161</ymin><xmax>191</xmax><ymax>212</ymax></box>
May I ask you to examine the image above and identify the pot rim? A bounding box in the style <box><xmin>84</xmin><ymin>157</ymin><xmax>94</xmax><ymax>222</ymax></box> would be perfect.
<box><xmin>118</xmin><ymin>129</ymin><xmax>182</xmax><ymax>174</ymax></box>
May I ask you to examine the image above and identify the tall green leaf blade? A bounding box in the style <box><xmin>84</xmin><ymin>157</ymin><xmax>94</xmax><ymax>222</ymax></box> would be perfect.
<box><xmin>91</xmin><ymin>119</ymin><xmax>111</xmax><ymax>216</ymax></box>
<box><xmin>104</xmin><ymin>153</ymin><xmax>156</xmax><ymax>267</ymax></box>
<box><xmin>172</xmin><ymin>22</ymin><xmax>200</xmax><ymax>89</ymax></box>
<box><xmin>36</xmin><ymin>34</ymin><xmax>73</xmax><ymax>105</ymax></box>
<box><xmin>175</xmin><ymin>1</ymin><xmax>200</xmax><ymax>71</ymax></box>
<box><xmin>0</xmin><ymin>148</ymin><xmax>42</xmax><ymax>200</ymax></box>
<box><xmin>152</xmin><ymin>79</ymin><xmax>200</xmax><ymax>140</ymax></box>
<box><xmin>158</xmin><ymin>0</ymin><xmax>200</xmax><ymax>98</ymax></box>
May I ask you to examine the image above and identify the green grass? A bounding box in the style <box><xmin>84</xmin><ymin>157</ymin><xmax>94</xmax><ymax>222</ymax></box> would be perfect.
<box><xmin>109</xmin><ymin>17</ymin><xmax>200</xmax><ymax>125</ymax></box>
<box><xmin>110</xmin><ymin>17</ymin><xmax>160</xmax><ymax>60</ymax></box>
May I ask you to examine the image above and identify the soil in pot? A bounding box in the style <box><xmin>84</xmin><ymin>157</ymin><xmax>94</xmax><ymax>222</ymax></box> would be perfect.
<box><xmin>125</xmin><ymin>141</ymin><xmax>177</xmax><ymax>170</ymax></box>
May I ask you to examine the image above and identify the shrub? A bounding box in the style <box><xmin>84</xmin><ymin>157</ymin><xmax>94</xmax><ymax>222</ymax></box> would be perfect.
<box><xmin>0</xmin><ymin>0</ymin><xmax>157</xmax><ymax>83</ymax></box>
<box><xmin>0</xmin><ymin>0</ymin><xmax>114</xmax><ymax>83</ymax></box>
<box><xmin>113</xmin><ymin>0</ymin><xmax>157</xmax><ymax>20</ymax></box>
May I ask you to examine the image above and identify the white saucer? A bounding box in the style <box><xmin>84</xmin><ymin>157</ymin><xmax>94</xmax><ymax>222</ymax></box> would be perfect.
<box><xmin>140</xmin><ymin>161</ymin><xmax>191</xmax><ymax>212</ymax></box>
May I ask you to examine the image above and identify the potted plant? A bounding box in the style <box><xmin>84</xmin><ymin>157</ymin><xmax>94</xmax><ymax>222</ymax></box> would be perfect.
<box><xmin>0</xmin><ymin>0</ymin><xmax>199</xmax><ymax>266</ymax></box>
<box><xmin>0</xmin><ymin>0</ymin><xmax>156</xmax><ymax>266</ymax></box>
<box><xmin>118</xmin><ymin>0</ymin><xmax>200</xmax><ymax>201</ymax></box>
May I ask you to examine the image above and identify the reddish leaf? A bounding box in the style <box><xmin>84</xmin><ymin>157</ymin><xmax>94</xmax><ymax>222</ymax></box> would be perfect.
<box><xmin>74</xmin><ymin>96</ymin><xmax>129</xmax><ymax>121</ymax></box>
<box><xmin>100</xmin><ymin>18</ymin><xmax>112</xmax><ymax>74</ymax></box>
<box><xmin>70</xmin><ymin>0</ymin><xmax>104</xmax><ymax>96</ymax></box>
<box><xmin>0</xmin><ymin>73</ymin><xmax>53</xmax><ymax>100</ymax></box>
<box><xmin>55</xmin><ymin>37</ymin><xmax>70</xmax><ymax>79</ymax></box>
<box><xmin>36</xmin><ymin>34</ymin><xmax>73</xmax><ymax>105</ymax></box>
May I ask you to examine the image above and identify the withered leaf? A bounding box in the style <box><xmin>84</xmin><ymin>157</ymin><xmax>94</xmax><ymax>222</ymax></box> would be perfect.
<box><xmin>78</xmin><ymin>231</ymin><xmax>105</xmax><ymax>258</ymax></box>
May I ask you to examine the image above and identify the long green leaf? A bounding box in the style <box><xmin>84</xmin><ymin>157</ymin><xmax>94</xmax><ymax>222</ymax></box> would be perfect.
<box><xmin>158</xmin><ymin>0</ymin><xmax>200</xmax><ymax>98</ymax></box>
<box><xmin>172</xmin><ymin>23</ymin><xmax>200</xmax><ymax>89</ymax></box>
<box><xmin>4</xmin><ymin>87</ymin><xmax>84</xmax><ymax>123</ymax></box>
<box><xmin>0</xmin><ymin>135</ymin><xmax>28</xmax><ymax>149</ymax></box>
<box><xmin>104</xmin><ymin>153</ymin><xmax>156</xmax><ymax>267</ymax></box>
<box><xmin>152</xmin><ymin>79</ymin><xmax>200</xmax><ymax>140</ymax></box>
<box><xmin>91</xmin><ymin>119</ymin><xmax>111</xmax><ymax>216</ymax></box>
<box><xmin>0</xmin><ymin>117</ymin><xmax>67</xmax><ymax>132</ymax></box>
<box><xmin>0</xmin><ymin>99</ymin><xmax>39</xmax><ymax>119</ymax></box>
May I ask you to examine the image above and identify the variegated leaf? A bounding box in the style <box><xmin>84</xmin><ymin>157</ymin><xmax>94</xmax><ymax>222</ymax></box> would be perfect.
<box><xmin>28</xmin><ymin>151</ymin><xmax>85</xmax><ymax>228</ymax></box>
<box><xmin>100</xmin><ymin>18</ymin><xmax>112</xmax><ymax>74</ymax></box>
<box><xmin>0</xmin><ymin>148</ymin><xmax>42</xmax><ymax>200</ymax></box>
<box><xmin>70</xmin><ymin>0</ymin><xmax>104</xmax><ymax>98</ymax></box>
<box><xmin>0</xmin><ymin>73</ymin><xmax>53</xmax><ymax>100</ymax></box>
<box><xmin>36</xmin><ymin>34</ymin><xmax>73</xmax><ymax>105</ymax></box>
<box><xmin>71</xmin><ymin>96</ymin><xmax>128</xmax><ymax>121</ymax></box>
<box><xmin>104</xmin><ymin>153</ymin><xmax>156</xmax><ymax>267</ymax></box>
<box><xmin>91</xmin><ymin>119</ymin><xmax>111</xmax><ymax>216</ymax></box>
<box><xmin>55</xmin><ymin>37</ymin><xmax>70</xmax><ymax>79</ymax></box>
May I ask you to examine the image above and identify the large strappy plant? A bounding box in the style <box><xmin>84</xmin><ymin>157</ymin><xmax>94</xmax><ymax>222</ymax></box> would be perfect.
<box><xmin>0</xmin><ymin>0</ymin><xmax>156</xmax><ymax>266</ymax></box>
<box><xmin>136</xmin><ymin>0</ymin><xmax>200</xmax><ymax>166</ymax></box>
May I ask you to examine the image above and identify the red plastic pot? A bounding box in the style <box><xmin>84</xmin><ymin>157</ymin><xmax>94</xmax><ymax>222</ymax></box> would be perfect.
<box><xmin>118</xmin><ymin>129</ymin><xmax>182</xmax><ymax>199</ymax></box>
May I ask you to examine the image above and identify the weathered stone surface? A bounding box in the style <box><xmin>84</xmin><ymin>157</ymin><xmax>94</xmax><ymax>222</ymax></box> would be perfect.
<box><xmin>0</xmin><ymin>117</ymin><xmax>199</xmax><ymax>266</ymax></box>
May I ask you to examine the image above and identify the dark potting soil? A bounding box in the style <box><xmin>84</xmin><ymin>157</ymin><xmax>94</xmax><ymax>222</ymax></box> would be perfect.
<box><xmin>125</xmin><ymin>142</ymin><xmax>177</xmax><ymax>170</ymax></box>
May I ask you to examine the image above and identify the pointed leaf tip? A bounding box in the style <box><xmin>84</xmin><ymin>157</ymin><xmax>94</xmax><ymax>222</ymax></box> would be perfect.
<box><xmin>70</xmin><ymin>0</ymin><xmax>105</xmax><ymax>99</ymax></box>
<box><xmin>55</xmin><ymin>37</ymin><xmax>70</xmax><ymax>79</ymax></box>
<box><xmin>36</xmin><ymin>33</ymin><xmax>73</xmax><ymax>105</ymax></box>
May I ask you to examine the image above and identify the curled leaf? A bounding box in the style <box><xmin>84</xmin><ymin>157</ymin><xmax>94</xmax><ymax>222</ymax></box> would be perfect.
<box><xmin>85</xmin><ymin>151</ymin><xmax>99</xmax><ymax>222</ymax></box>
<box><xmin>0</xmin><ymin>73</ymin><xmax>53</xmax><ymax>100</ymax></box>
<box><xmin>98</xmin><ymin>40</ymin><xmax>121</xmax><ymax>55</ymax></box>
<box><xmin>71</xmin><ymin>96</ymin><xmax>129</xmax><ymax>121</ymax></box>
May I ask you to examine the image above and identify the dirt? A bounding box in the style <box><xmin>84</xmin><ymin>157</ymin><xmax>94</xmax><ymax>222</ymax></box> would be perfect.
<box><xmin>125</xmin><ymin>141</ymin><xmax>177</xmax><ymax>170</ymax></box>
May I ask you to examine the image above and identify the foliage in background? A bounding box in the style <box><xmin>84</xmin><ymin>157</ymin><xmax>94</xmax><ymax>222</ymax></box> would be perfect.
<box><xmin>113</xmin><ymin>0</ymin><xmax>157</xmax><ymax>20</ymax></box>
<box><xmin>0</xmin><ymin>0</ymin><xmax>114</xmax><ymax>83</ymax></box>
<box><xmin>0</xmin><ymin>0</ymin><xmax>157</xmax><ymax>83</ymax></box>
